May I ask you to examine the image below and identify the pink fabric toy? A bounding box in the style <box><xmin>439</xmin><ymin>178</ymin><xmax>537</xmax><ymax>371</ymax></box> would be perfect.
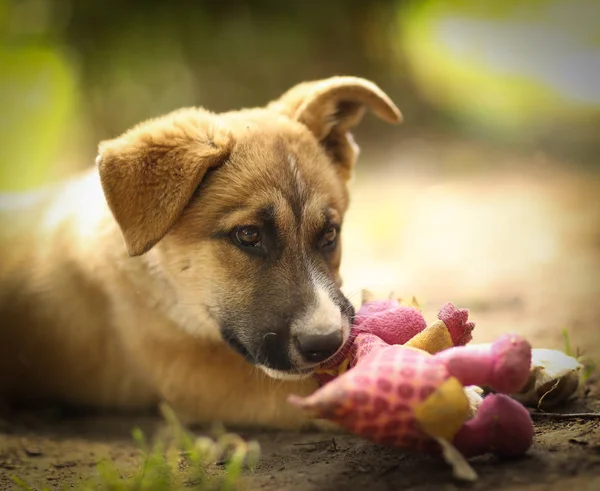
<box><xmin>289</xmin><ymin>297</ymin><xmax>534</xmax><ymax>479</ymax></box>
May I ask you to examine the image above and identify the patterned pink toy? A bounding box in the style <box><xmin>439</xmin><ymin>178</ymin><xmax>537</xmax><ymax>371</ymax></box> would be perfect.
<box><xmin>289</xmin><ymin>296</ymin><xmax>534</xmax><ymax>480</ymax></box>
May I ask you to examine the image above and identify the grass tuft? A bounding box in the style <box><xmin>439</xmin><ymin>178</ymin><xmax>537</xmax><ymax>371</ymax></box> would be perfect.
<box><xmin>11</xmin><ymin>404</ymin><xmax>260</xmax><ymax>491</ymax></box>
<box><xmin>562</xmin><ymin>328</ymin><xmax>597</xmax><ymax>384</ymax></box>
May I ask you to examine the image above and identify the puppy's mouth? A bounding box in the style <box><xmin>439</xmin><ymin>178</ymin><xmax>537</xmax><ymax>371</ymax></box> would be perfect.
<box><xmin>221</xmin><ymin>330</ymin><xmax>255</xmax><ymax>363</ymax></box>
<box><xmin>221</xmin><ymin>327</ymin><xmax>350</xmax><ymax>380</ymax></box>
<box><xmin>256</xmin><ymin>365</ymin><xmax>315</xmax><ymax>381</ymax></box>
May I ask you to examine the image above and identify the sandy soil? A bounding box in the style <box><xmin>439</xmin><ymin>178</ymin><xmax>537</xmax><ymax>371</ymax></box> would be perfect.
<box><xmin>1</xmin><ymin>385</ymin><xmax>600</xmax><ymax>491</ymax></box>
<box><xmin>1</xmin><ymin>137</ymin><xmax>599</xmax><ymax>490</ymax></box>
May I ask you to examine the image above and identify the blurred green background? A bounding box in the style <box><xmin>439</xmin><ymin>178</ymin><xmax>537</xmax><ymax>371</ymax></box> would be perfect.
<box><xmin>1</xmin><ymin>0</ymin><xmax>599</xmax><ymax>191</ymax></box>
<box><xmin>1</xmin><ymin>0</ymin><xmax>600</xmax><ymax>390</ymax></box>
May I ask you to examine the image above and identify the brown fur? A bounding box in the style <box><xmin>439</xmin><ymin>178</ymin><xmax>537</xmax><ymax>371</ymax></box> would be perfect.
<box><xmin>0</xmin><ymin>77</ymin><xmax>401</xmax><ymax>428</ymax></box>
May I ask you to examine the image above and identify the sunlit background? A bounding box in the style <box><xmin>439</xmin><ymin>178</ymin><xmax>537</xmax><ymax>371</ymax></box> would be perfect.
<box><xmin>2</xmin><ymin>0</ymin><xmax>600</xmax><ymax>357</ymax></box>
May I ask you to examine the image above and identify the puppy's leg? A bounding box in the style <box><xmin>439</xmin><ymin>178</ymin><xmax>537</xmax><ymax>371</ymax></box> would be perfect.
<box><xmin>137</xmin><ymin>336</ymin><xmax>320</xmax><ymax>429</ymax></box>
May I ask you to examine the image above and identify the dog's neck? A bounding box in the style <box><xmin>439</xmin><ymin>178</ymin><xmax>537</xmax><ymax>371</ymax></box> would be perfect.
<box><xmin>69</xmin><ymin>180</ymin><xmax>225</xmax><ymax>344</ymax></box>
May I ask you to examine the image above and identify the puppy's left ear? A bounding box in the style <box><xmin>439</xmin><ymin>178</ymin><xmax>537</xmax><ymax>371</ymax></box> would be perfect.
<box><xmin>268</xmin><ymin>76</ymin><xmax>402</xmax><ymax>180</ymax></box>
<box><xmin>97</xmin><ymin>108</ymin><xmax>234</xmax><ymax>256</ymax></box>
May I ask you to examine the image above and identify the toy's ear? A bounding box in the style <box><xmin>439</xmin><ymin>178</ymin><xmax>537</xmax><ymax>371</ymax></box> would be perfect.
<box><xmin>97</xmin><ymin>108</ymin><xmax>234</xmax><ymax>256</ymax></box>
<box><xmin>361</xmin><ymin>289</ymin><xmax>376</xmax><ymax>305</ymax></box>
<box><xmin>268</xmin><ymin>76</ymin><xmax>402</xmax><ymax>180</ymax></box>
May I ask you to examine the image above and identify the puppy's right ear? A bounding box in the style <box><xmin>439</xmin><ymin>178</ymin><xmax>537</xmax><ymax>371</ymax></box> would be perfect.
<box><xmin>97</xmin><ymin>108</ymin><xmax>234</xmax><ymax>257</ymax></box>
<box><xmin>268</xmin><ymin>77</ymin><xmax>401</xmax><ymax>181</ymax></box>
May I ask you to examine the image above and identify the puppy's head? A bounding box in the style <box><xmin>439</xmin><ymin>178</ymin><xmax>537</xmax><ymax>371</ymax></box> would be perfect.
<box><xmin>97</xmin><ymin>77</ymin><xmax>401</xmax><ymax>379</ymax></box>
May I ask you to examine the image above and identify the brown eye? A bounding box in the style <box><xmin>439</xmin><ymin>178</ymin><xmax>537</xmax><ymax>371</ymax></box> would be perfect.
<box><xmin>320</xmin><ymin>225</ymin><xmax>338</xmax><ymax>250</ymax></box>
<box><xmin>234</xmin><ymin>226</ymin><xmax>261</xmax><ymax>247</ymax></box>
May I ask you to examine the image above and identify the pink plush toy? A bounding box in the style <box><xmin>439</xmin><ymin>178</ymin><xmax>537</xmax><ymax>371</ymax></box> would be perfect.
<box><xmin>289</xmin><ymin>296</ymin><xmax>534</xmax><ymax>479</ymax></box>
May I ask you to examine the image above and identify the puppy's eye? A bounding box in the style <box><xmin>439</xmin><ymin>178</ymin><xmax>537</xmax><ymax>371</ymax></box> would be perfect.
<box><xmin>234</xmin><ymin>226</ymin><xmax>261</xmax><ymax>248</ymax></box>
<box><xmin>319</xmin><ymin>225</ymin><xmax>338</xmax><ymax>250</ymax></box>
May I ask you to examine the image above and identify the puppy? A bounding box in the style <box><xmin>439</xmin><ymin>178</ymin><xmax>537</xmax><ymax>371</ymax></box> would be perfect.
<box><xmin>0</xmin><ymin>77</ymin><xmax>402</xmax><ymax>428</ymax></box>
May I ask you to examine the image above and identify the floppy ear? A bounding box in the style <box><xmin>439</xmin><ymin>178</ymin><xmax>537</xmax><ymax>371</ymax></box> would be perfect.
<box><xmin>97</xmin><ymin>108</ymin><xmax>234</xmax><ymax>256</ymax></box>
<box><xmin>268</xmin><ymin>76</ymin><xmax>402</xmax><ymax>180</ymax></box>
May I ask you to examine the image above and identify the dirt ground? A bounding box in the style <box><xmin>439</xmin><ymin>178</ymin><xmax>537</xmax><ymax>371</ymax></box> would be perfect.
<box><xmin>1</xmin><ymin>136</ymin><xmax>600</xmax><ymax>490</ymax></box>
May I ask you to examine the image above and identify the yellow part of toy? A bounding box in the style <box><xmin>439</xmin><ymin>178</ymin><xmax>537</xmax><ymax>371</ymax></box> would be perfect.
<box><xmin>398</xmin><ymin>296</ymin><xmax>421</xmax><ymax>311</ymax></box>
<box><xmin>405</xmin><ymin>319</ymin><xmax>454</xmax><ymax>355</ymax></box>
<box><xmin>413</xmin><ymin>376</ymin><xmax>470</xmax><ymax>441</ymax></box>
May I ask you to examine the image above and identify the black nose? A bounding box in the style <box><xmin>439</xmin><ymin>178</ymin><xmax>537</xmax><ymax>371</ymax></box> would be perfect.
<box><xmin>295</xmin><ymin>331</ymin><xmax>343</xmax><ymax>364</ymax></box>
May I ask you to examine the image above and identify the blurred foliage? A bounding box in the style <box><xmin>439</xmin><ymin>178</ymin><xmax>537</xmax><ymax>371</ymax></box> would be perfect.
<box><xmin>41</xmin><ymin>0</ymin><xmax>404</xmax><ymax>139</ymax></box>
<box><xmin>0</xmin><ymin>45</ymin><xmax>75</xmax><ymax>190</ymax></box>
<box><xmin>397</xmin><ymin>0</ymin><xmax>600</xmax><ymax>146</ymax></box>
<box><xmin>0</xmin><ymin>0</ymin><xmax>599</xmax><ymax>191</ymax></box>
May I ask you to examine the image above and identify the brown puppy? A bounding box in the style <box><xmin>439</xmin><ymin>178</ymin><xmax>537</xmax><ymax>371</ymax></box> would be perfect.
<box><xmin>0</xmin><ymin>77</ymin><xmax>401</xmax><ymax>428</ymax></box>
